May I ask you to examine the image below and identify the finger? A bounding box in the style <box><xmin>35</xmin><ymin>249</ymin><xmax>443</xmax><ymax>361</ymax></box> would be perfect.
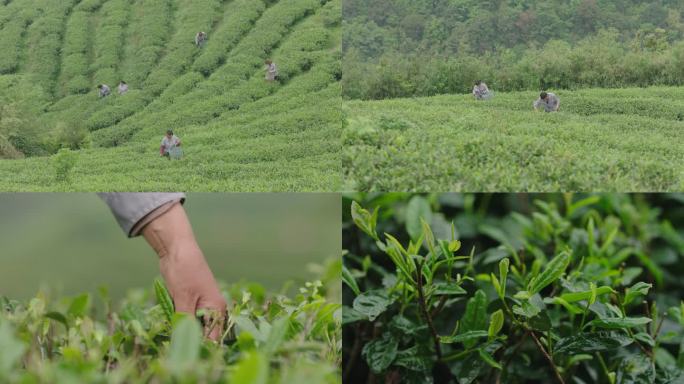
<box><xmin>173</xmin><ymin>293</ymin><xmax>199</xmax><ymax>314</ymax></box>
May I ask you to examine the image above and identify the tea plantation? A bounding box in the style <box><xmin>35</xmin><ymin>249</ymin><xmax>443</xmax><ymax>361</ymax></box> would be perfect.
<box><xmin>0</xmin><ymin>261</ymin><xmax>341</xmax><ymax>383</ymax></box>
<box><xmin>0</xmin><ymin>0</ymin><xmax>341</xmax><ymax>191</ymax></box>
<box><xmin>343</xmin><ymin>87</ymin><xmax>684</xmax><ymax>192</ymax></box>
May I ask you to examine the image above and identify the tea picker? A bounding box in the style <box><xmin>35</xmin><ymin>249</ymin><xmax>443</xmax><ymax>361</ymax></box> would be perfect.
<box><xmin>99</xmin><ymin>193</ymin><xmax>227</xmax><ymax>340</ymax></box>
<box><xmin>97</xmin><ymin>84</ymin><xmax>111</xmax><ymax>98</ymax></box>
<box><xmin>533</xmin><ymin>91</ymin><xmax>561</xmax><ymax>112</ymax></box>
<box><xmin>472</xmin><ymin>80</ymin><xmax>493</xmax><ymax>100</ymax></box>
<box><xmin>160</xmin><ymin>130</ymin><xmax>183</xmax><ymax>159</ymax></box>
<box><xmin>195</xmin><ymin>31</ymin><xmax>207</xmax><ymax>48</ymax></box>
<box><xmin>265</xmin><ymin>59</ymin><xmax>278</xmax><ymax>81</ymax></box>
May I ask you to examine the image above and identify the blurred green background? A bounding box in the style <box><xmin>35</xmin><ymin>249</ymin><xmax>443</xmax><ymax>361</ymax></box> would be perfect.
<box><xmin>0</xmin><ymin>193</ymin><xmax>340</xmax><ymax>300</ymax></box>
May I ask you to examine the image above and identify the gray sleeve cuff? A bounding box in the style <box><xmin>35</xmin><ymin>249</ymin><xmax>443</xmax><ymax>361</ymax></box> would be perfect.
<box><xmin>98</xmin><ymin>193</ymin><xmax>186</xmax><ymax>237</ymax></box>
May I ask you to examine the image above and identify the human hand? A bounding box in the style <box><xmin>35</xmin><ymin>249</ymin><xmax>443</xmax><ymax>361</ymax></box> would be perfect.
<box><xmin>142</xmin><ymin>204</ymin><xmax>227</xmax><ymax>340</ymax></box>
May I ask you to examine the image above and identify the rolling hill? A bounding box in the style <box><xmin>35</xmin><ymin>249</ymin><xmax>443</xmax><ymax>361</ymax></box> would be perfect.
<box><xmin>0</xmin><ymin>0</ymin><xmax>341</xmax><ymax>191</ymax></box>
<box><xmin>343</xmin><ymin>87</ymin><xmax>684</xmax><ymax>192</ymax></box>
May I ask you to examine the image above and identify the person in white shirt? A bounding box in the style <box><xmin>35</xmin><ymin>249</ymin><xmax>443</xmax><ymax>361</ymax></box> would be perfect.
<box><xmin>118</xmin><ymin>81</ymin><xmax>129</xmax><ymax>95</ymax></box>
<box><xmin>265</xmin><ymin>59</ymin><xmax>278</xmax><ymax>81</ymax></box>
<box><xmin>160</xmin><ymin>130</ymin><xmax>182</xmax><ymax>158</ymax></box>
<box><xmin>195</xmin><ymin>31</ymin><xmax>207</xmax><ymax>48</ymax></box>
<box><xmin>472</xmin><ymin>80</ymin><xmax>492</xmax><ymax>100</ymax></box>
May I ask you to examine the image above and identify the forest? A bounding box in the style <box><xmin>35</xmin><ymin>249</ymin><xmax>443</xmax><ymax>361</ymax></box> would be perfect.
<box><xmin>343</xmin><ymin>0</ymin><xmax>684</xmax><ymax>99</ymax></box>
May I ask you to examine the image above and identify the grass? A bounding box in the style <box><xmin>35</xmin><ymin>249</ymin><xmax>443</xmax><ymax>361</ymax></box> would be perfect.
<box><xmin>343</xmin><ymin>86</ymin><xmax>684</xmax><ymax>192</ymax></box>
<box><xmin>0</xmin><ymin>0</ymin><xmax>341</xmax><ymax>191</ymax></box>
<box><xmin>0</xmin><ymin>258</ymin><xmax>341</xmax><ymax>383</ymax></box>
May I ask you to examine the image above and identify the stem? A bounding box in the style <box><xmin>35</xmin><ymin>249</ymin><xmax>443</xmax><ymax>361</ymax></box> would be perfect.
<box><xmin>596</xmin><ymin>353</ymin><xmax>611</xmax><ymax>383</ymax></box>
<box><xmin>530</xmin><ymin>331</ymin><xmax>565</xmax><ymax>384</ymax></box>
<box><xmin>343</xmin><ymin>323</ymin><xmax>363</xmax><ymax>382</ymax></box>
<box><xmin>416</xmin><ymin>260</ymin><xmax>442</xmax><ymax>360</ymax></box>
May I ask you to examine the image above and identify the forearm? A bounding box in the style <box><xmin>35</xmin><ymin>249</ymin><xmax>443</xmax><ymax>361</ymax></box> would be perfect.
<box><xmin>142</xmin><ymin>203</ymin><xmax>197</xmax><ymax>259</ymax></box>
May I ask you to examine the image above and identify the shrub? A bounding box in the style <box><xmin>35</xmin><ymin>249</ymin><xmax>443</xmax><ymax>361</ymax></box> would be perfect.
<box><xmin>52</xmin><ymin>148</ymin><xmax>78</xmax><ymax>182</ymax></box>
<box><xmin>344</xmin><ymin>194</ymin><xmax>684</xmax><ymax>384</ymax></box>
<box><xmin>0</xmin><ymin>267</ymin><xmax>341</xmax><ymax>382</ymax></box>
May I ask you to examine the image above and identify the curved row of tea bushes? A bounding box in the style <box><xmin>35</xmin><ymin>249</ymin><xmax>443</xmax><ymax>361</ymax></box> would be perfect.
<box><xmin>143</xmin><ymin>0</ymin><xmax>223</xmax><ymax>95</ymax></box>
<box><xmin>91</xmin><ymin>0</ymin><xmax>131</xmax><ymax>86</ymax></box>
<box><xmin>0</xmin><ymin>7</ymin><xmax>40</xmax><ymax>74</ymax></box>
<box><xmin>119</xmin><ymin>0</ymin><xmax>173</xmax><ymax>86</ymax></box>
<box><xmin>58</xmin><ymin>10</ymin><xmax>95</xmax><ymax>95</ymax></box>
<box><xmin>192</xmin><ymin>0</ymin><xmax>267</xmax><ymax>76</ymax></box>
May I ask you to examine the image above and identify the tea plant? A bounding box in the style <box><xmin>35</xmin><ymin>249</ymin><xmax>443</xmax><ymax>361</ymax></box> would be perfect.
<box><xmin>0</xmin><ymin>0</ymin><xmax>341</xmax><ymax>191</ymax></box>
<box><xmin>343</xmin><ymin>87</ymin><xmax>684</xmax><ymax>192</ymax></box>
<box><xmin>343</xmin><ymin>193</ymin><xmax>684</xmax><ymax>383</ymax></box>
<box><xmin>0</xmin><ymin>261</ymin><xmax>341</xmax><ymax>383</ymax></box>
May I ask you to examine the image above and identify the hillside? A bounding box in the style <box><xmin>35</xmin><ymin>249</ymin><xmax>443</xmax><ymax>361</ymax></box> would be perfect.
<box><xmin>343</xmin><ymin>86</ymin><xmax>684</xmax><ymax>192</ymax></box>
<box><xmin>343</xmin><ymin>0</ymin><xmax>684</xmax><ymax>99</ymax></box>
<box><xmin>0</xmin><ymin>0</ymin><xmax>341</xmax><ymax>191</ymax></box>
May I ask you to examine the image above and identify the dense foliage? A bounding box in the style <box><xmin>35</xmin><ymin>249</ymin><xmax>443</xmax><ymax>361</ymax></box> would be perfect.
<box><xmin>343</xmin><ymin>86</ymin><xmax>684</xmax><ymax>192</ymax></box>
<box><xmin>0</xmin><ymin>0</ymin><xmax>341</xmax><ymax>191</ymax></box>
<box><xmin>343</xmin><ymin>193</ymin><xmax>684</xmax><ymax>383</ymax></box>
<box><xmin>343</xmin><ymin>0</ymin><xmax>684</xmax><ymax>99</ymax></box>
<box><xmin>0</xmin><ymin>259</ymin><xmax>341</xmax><ymax>383</ymax></box>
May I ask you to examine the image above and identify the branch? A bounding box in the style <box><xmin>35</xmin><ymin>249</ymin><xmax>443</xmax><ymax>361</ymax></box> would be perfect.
<box><xmin>530</xmin><ymin>331</ymin><xmax>565</xmax><ymax>384</ymax></box>
<box><xmin>416</xmin><ymin>260</ymin><xmax>442</xmax><ymax>360</ymax></box>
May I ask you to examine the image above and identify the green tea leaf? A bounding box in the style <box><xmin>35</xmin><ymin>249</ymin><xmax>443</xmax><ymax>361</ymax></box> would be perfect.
<box><xmin>555</xmin><ymin>332</ymin><xmax>633</xmax><ymax>354</ymax></box>
<box><xmin>616</xmin><ymin>352</ymin><xmax>655</xmax><ymax>384</ymax></box>
<box><xmin>0</xmin><ymin>321</ymin><xmax>25</xmax><ymax>378</ymax></box>
<box><xmin>498</xmin><ymin>258</ymin><xmax>509</xmax><ymax>298</ymax></box>
<box><xmin>351</xmin><ymin>201</ymin><xmax>379</xmax><ymax>240</ymax></box>
<box><xmin>68</xmin><ymin>293</ymin><xmax>90</xmax><ymax>318</ymax></box>
<box><xmin>433</xmin><ymin>282</ymin><xmax>467</xmax><ymax>296</ymax></box>
<box><xmin>342</xmin><ymin>265</ymin><xmax>361</xmax><ymax>296</ymax></box>
<box><xmin>362</xmin><ymin>333</ymin><xmax>398</xmax><ymax>373</ymax></box>
<box><xmin>342</xmin><ymin>306</ymin><xmax>367</xmax><ymax>325</ymax></box>
<box><xmin>623</xmin><ymin>282</ymin><xmax>652</xmax><ymax>307</ymax></box>
<box><xmin>154</xmin><ymin>278</ymin><xmax>174</xmax><ymax>323</ymax></box>
<box><xmin>633</xmin><ymin>332</ymin><xmax>655</xmax><ymax>347</ymax></box>
<box><xmin>528</xmin><ymin>251</ymin><xmax>571</xmax><ymax>294</ymax></box>
<box><xmin>45</xmin><ymin>311</ymin><xmax>69</xmax><ymax>329</ymax></box>
<box><xmin>488</xmin><ymin>310</ymin><xmax>504</xmax><ymax>338</ymax></box>
<box><xmin>585</xmin><ymin>317</ymin><xmax>652</xmax><ymax>330</ymax></box>
<box><xmin>440</xmin><ymin>330</ymin><xmax>488</xmax><ymax>344</ymax></box>
<box><xmin>406</xmin><ymin>196</ymin><xmax>432</xmax><ymax>242</ymax></box>
<box><xmin>559</xmin><ymin>286</ymin><xmax>615</xmax><ymax>303</ymax></box>
<box><xmin>478</xmin><ymin>348</ymin><xmax>502</xmax><ymax>370</ymax></box>
<box><xmin>231</xmin><ymin>351</ymin><xmax>268</xmax><ymax>384</ymax></box>
<box><xmin>167</xmin><ymin>315</ymin><xmax>202</xmax><ymax>374</ymax></box>
<box><xmin>393</xmin><ymin>345</ymin><xmax>432</xmax><ymax>372</ymax></box>
<box><xmin>352</xmin><ymin>290</ymin><xmax>392</xmax><ymax>321</ymax></box>
<box><xmin>460</xmin><ymin>290</ymin><xmax>488</xmax><ymax>348</ymax></box>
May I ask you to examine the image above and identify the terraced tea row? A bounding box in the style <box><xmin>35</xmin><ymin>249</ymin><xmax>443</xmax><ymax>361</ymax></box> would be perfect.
<box><xmin>0</xmin><ymin>0</ymin><xmax>341</xmax><ymax>191</ymax></box>
<box><xmin>343</xmin><ymin>87</ymin><xmax>684</xmax><ymax>192</ymax></box>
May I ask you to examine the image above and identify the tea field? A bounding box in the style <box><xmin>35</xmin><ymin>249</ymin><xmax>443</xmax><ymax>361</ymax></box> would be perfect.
<box><xmin>0</xmin><ymin>260</ymin><xmax>341</xmax><ymax>383</ymax></box>
<box><xmin>343</xmin><ymin>87</ymin><xmax>684</xmax><ymax>192</ymax></box>
<box><xmin>0</xmin><ymin>0</ymin><xmax>341</xmax><ymax>191</ymax></box>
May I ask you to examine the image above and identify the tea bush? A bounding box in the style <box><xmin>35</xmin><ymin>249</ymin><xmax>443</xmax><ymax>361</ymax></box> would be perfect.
<box><xmin>343</xmin><ymin>193</ymin><xmax>684</xmax><ymax>384</ymax></box>
<box><xmin>343</xmin><ymin>87</ymin><xmax>684</xmax><ymax>192</ymax></box>
<box><xmin>0</xmin><ymin>0</ymin><xmax>340</xmax><ymax>191</ymax></box>
<box><xmin>0</xmin><ymin>261</ymin><xmax>341</xmax><ymax>383</ymax></box>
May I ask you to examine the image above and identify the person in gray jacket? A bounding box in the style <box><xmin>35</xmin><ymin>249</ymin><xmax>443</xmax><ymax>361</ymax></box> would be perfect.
<box><xmin>533</xmin><ymin>91</ymin><xmax>560</xmax><ymax>112</ymax></box>
<box><xmin>98</xmin><ymin>193</ymin><xmax>227</xmax><ymax>341</ymax></box>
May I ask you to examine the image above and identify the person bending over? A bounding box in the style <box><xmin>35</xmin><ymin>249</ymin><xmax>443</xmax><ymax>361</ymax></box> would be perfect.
<box><xmin>99</xmin><ymin>193</ymin><xmax>227</xmax><ymax>340</ymax></box>
<box><xmin>98</xmin><ymin>84</ymin><xmax>111</xmax><ymax>98</ymax></box>
<box><xmin>472</xmin><ymin>80</ymin><xmax>493</xmax><ymax>100</ymax></box>
<box><xmin>533</xmin><ymin>91</ymin><xmax>560</xmax><ymax>112</ymax></box>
